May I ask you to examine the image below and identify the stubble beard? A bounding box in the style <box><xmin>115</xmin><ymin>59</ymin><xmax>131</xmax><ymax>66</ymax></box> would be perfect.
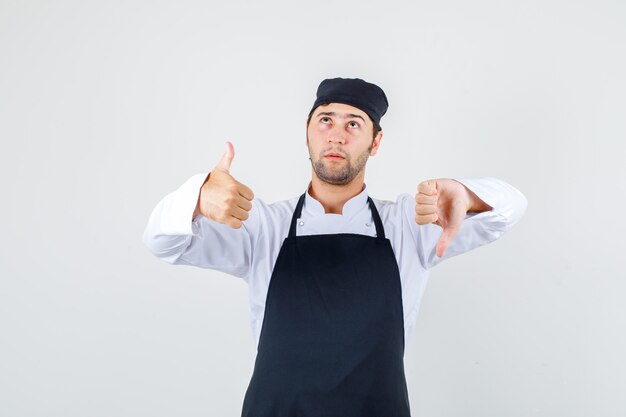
<box><xmin>307</xmin><ymin>138</ymin><xmax>373</xmax><ymax>186</ymax></box>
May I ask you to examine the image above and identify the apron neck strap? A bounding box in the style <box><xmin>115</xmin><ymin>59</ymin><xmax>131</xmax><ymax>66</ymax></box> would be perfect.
<box><xmin>288</xmin><ymin>193</ymin><xmax>386</xmax><ymax>239</ymax></box>
<box><xmin>288</xmin><ymin>193</ymin><xmax>307</xmax><ymax>238</ymax></box>
<box><xmin>367</xmin><ymin>197</ymin><xmax>386</xmax><ymax>239</ymax></box>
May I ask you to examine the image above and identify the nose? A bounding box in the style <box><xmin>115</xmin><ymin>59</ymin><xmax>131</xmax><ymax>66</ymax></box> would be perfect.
<box><xmin>327</xmin><ymin>126</ymin><xmax>345</xmax><ymax>145</ymax></box>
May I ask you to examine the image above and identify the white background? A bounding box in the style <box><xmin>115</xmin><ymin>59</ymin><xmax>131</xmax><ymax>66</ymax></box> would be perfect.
<box><xmin>1</xmin><ymin>0</ymin><xmax>624</xmax><ymax>416</ymax></box>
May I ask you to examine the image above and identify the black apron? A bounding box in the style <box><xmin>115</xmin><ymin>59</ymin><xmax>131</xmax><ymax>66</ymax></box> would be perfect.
<box><xmin>241</xmin><ymin>193</ymin><xmax>411</xmax><ymax>417</ymax></box>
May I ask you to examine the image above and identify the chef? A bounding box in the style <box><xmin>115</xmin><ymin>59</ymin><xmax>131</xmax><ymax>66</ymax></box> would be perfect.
<box><xmin>143</xmin><ymin>77</ymin><xmax>527</xmax><ymax>416</ymax></box>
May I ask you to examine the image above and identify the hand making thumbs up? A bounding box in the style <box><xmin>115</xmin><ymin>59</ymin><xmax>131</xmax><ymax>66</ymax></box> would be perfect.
<box><xmin>415</xmin><ymin>179</ymin><xmax>490</xmax><ymax>258</ymax></box>
<box><xmin>194</xmin><ymin>141</ymin><xmax>255</xmax><ymax>229</ymax></box>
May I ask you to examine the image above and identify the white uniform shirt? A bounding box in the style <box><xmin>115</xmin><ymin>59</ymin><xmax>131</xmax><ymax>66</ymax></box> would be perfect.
<box><xmin>143</xmin><ymin>174</ymin><xmax>527</xmax><ymax>349</ymax></box>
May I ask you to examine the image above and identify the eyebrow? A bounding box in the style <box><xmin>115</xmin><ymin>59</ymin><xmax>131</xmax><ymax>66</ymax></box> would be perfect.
<box><xmin>316</xmin><ymin>111</ymin><xmax>367</xmax><ymax>124</ymax></box>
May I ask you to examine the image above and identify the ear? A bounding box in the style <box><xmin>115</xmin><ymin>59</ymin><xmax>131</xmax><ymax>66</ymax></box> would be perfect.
<box><xmin>369</xmin><ymin>130</ymin><xmax>383</xmax><ymax>156</ymax></box>
<box><xmin>305</xmin><ymin>118</ymin><xmax>310</xmax><ymax>147</ymax></box>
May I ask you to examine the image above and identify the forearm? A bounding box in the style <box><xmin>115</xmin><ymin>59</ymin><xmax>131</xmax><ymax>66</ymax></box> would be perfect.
<box><xmin>192</xmin><ymin>196</ymin><xmax>201</xmax><ymax>220</ymax></box>
<box><xmin>463</xmin><ymin>183</ymin><xmax>493</xmax><ymax>213</ymax></box>
<box><xmin>142</xmin><ymin>172</ymin><xmax>208</xmax><ymax>263</ymax></box>
<box><xmin>142</xmin><ymin>172</ymin><xmax>255</xmax><ymax>278</ymax></box>
<box><xmin>192</xmin><ymin>172</ymin><xmax>211</xmax><ymax>220</ymax></box>
<box><xmin>454</xmin><ymin>177</ymin><xmax>527</xmax><ymax>227</ymax></box>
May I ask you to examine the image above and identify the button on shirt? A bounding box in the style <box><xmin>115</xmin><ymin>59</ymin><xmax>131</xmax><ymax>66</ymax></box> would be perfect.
<box><xmin>142</xmin><ymin>174</ymin><xmax>528</xmax><ymax>349</ymax></box>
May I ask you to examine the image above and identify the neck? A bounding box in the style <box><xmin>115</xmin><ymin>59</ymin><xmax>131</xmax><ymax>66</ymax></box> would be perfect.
<box><xmin>308</xmin><ymin>171</ymin><xmax>365</xmax><ymax>214</ymax></box>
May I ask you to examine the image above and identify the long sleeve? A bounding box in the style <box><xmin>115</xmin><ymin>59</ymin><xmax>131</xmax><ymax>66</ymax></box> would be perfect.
<box><xmin>408</xmin><ymin>177</ymin><xmax>528</xmax><ymax>270</ymax></box>
<box><xmin>142</xmin><ymin>172</ymin><xmax>255</xmax><ymax>281</ymax></box>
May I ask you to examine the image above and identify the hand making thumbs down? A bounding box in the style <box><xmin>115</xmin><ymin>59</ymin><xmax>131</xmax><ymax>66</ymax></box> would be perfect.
<box><xmin>415</xmin><ymin>179</ymin><xmax>486</xmax><ymax>258</ymax></box>
<box><xmin>194</xmin><ymin>141</ymin><xmax>255</xmax><ymax>229</ymax></box>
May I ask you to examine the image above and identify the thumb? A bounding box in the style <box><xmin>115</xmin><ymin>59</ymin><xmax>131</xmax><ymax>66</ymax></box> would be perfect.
<box><xmin>436</xmin><ymin>224</ymin><xmax>460</xmax><ymax>258</ymax></box>
<box><xmin>214</xmin><ymin>141</ymin><xmax>235</xmax><ymax>172</ymax></box>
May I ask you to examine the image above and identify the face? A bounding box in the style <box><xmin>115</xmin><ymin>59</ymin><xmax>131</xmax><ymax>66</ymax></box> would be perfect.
<box><xmin>306</xmin><ymin>103</ymin><xmax>383</xmax><ymax>186</ymax></box>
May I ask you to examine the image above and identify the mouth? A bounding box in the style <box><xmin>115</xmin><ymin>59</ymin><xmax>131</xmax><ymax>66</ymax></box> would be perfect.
<box><xmin>324</xmin><ymin>152</ymin><xmax>345</xmax><ymax>160</ymax></box>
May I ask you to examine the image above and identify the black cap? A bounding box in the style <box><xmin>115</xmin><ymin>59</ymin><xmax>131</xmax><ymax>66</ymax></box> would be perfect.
<box><xmin>308</xmin><ymin>77</ymin><xmax>389</xmax><ymax>129</ymax></box>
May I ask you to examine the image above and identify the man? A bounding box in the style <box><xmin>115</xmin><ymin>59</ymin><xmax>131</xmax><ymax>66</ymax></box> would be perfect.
<box><xmin>143</xmin><ymin>77</ymin><xmax>527</xmax><ymax>416</ymax></box>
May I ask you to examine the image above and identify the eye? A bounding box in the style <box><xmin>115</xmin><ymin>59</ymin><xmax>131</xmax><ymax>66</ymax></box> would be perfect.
<box><xmin>320</xmin><ymin>117</ymin><xmax>331</xmax><ymax>124</ymax></box>
<box><xmin>348</xmin><ymin>121</ymin><xmax>360</xmax><ymax>129</ymax></box>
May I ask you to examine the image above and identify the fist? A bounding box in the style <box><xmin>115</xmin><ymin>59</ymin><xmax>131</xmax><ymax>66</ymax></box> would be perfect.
<box><xmin>195</xmin><ymin>141</ymin><xmax>255</xmax><ymax>229</ymax></box>
<box><xmin>415</xmin><ymin>180</ymin><xmax>440</xmax><ymax>226</ymax></box>
<box><xmin>415</xmin><ymin>179</ymin><xmax>472</xmax><ymax>258</ymax></box>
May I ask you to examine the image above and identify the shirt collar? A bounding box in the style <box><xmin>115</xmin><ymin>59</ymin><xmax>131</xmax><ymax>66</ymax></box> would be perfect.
<box><xmin>303</xmin><ymin>182</ymin><xmax>369</xmax><ymax>216</ymax></box>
